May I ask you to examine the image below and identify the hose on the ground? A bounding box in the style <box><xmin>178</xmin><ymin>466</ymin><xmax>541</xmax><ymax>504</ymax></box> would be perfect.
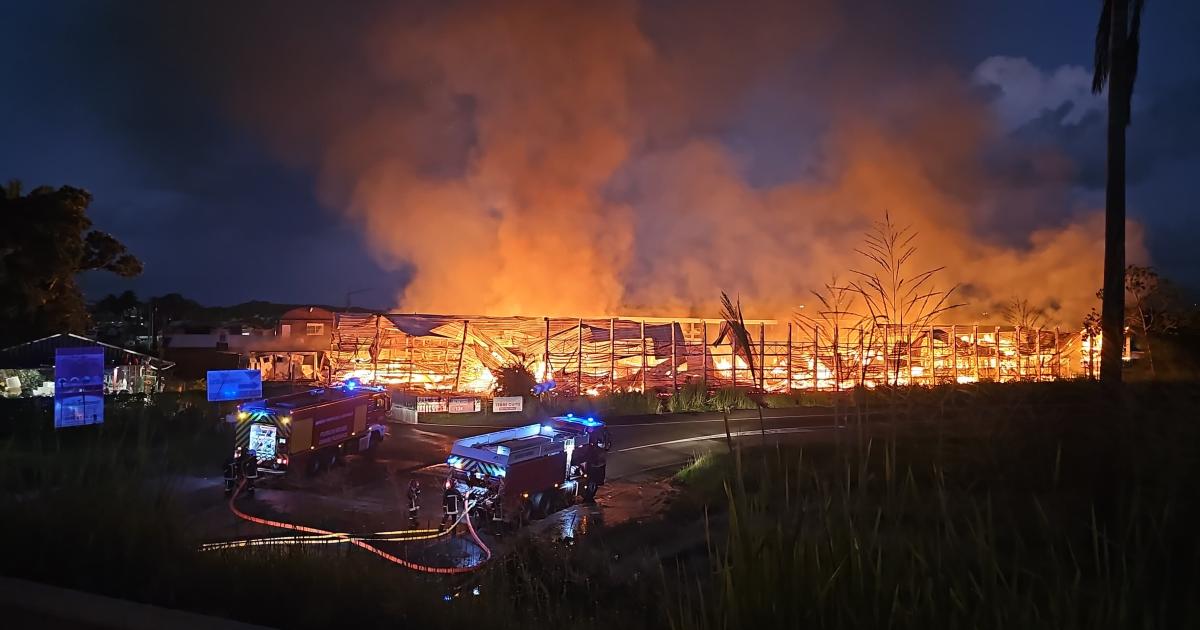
<box><xmin>213</xmin><ymin>479</ymin><xmax>492</xmax><ymax>574</ymax></box>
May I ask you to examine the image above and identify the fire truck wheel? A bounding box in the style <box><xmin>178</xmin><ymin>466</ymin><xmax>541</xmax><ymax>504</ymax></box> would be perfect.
<box><xmin>532</xmin><ymin>492</ymin><xmax>552</xmax><ymax>519</ymax></box>
<box><xmin>582</xmin><ymin>479</ymin><xmax>599</xmax><ymax>503</ymax></box>
<box><xmin>305</xmin><ymin>455</ymin><xmax>322</xmax><ymax>476</ymax></box>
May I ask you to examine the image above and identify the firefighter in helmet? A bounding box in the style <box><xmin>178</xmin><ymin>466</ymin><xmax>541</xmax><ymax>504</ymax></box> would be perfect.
<box><xmin>407</xmin><ymin>478</ymin><xmax>422</xmax><ymax>525</ymax></box>
<box><xmin>440</xmin><ymin>480</ymin><xmax>461</xmax><ymax>533</ymax></box>
<box><xmin>240</xmin><ymin>449</ymin><xmax>259</xmax><ymax>495</ymax></box>
<box><xmin>222</xmin><ymin>450</ymin><xmax>240</xmax><ymax>496</ymax></box>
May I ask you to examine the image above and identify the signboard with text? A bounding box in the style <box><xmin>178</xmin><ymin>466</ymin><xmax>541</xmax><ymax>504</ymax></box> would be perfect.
<box><xmin>416</xmin><ymin>397</ymin><xmax>448</xmax><ymax>414</ymax></box>
<box><xmin>206</xmin><ymin>369</ymin><xmax>263</xmax><ymax>402</ymax></box>
<box><xmin>54</xmin><ymin>347</ymin><xmax>104</xmax><ymax>429</ymax></box>
<box><xmin>492</xmin><ymin>396</ymin><xmax>524</xmax><ymax>413</ymax></box>
<box><xmin>448</xmin><ymin>397</ymin><xmax>481</xmax><ymax>414</ymax></box>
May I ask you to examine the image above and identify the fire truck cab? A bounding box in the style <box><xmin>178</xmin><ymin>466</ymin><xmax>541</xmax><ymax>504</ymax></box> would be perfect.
<box><xmin>445</xmin><ymin>414</ymin><xmax>610</xmax><ymax>525</ymax></box>
<box><xmin>232</xmin><ymin>379</ymin><xmax>389</xmax><ymax>476</ymax></box>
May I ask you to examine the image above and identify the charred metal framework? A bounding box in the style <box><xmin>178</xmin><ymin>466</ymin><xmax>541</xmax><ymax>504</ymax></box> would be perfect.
<box><xmin>321</xmin><ymin>313</ymin><xmax>1102</xmax><ymax>394</ymax></box>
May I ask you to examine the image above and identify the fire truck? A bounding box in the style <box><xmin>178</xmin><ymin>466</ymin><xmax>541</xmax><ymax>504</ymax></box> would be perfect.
<box><xmin>444</xmin><ymin>414</ymin><xmax>611</xmax><ymax>525</ymax></box>
<box><xmin>231</xmin><ymin>379</ymin><xmax>390</xmax><ymax>477</ymax></box>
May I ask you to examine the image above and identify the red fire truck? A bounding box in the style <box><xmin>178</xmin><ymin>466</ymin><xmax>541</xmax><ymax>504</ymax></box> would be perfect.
<box><xmin>444</xmin><ymin>414</ymin><xmax>610</xmax><ymax>525</ymax></box>
<box><xmin>232</xmin><ymin>379</ymin><xmax>390</xmax><ymax>477</ymax></box>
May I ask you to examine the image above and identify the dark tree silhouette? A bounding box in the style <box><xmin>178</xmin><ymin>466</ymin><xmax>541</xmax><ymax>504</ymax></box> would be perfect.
<box><xmin>1092</xmin><ymin>0</ymin><xmax>1146</xmax><ymax>388</ymax></box>
<box><xmin>0</xmin><ymin>182</ymin><xmax>142</xmax><ymax>344</ymax></box>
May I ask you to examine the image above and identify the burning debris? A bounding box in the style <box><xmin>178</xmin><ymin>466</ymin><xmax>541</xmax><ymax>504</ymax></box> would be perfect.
<box><xmin>324</xmin><ymin>313</ymin><xmax>1106</xmax><ymax>395</ymax></box>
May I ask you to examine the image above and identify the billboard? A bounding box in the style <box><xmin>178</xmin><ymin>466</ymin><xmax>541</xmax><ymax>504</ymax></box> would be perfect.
<box><xmin>448</xmin><ymin>397</ymin><xmax>481</xmax><ymax>414</ymax></box>
<box><xmin>492</xmin><ymin>396</ymin><xmax>524</xmax><ymax>413</ymax></box>
<box><xmin>54</xmin><ymin>346</ymin><xmax>104</xmax><ymax>428</ymax></box>
<box><xmin>416</xmin><ymin>397</ymin><xmax>448</xmax><ymax>413</ymax></box>
<box><xmin>206</xmin><ymin>369</ymin><xmax>263</xmax><ymax>402</ymax></box>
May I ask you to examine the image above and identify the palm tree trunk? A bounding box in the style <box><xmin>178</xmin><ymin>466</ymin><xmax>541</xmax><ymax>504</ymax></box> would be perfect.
<box><xmin>1099</xmin><ymin>0</ymin><xmax>1129</xmax><ymax>389</ymax></box>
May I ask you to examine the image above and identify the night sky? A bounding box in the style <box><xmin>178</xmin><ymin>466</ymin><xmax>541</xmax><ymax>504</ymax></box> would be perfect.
<box><xmin>2</xmin><ymin>1</ymin><xmax>1198</xmax><ymax>311</ymax></box>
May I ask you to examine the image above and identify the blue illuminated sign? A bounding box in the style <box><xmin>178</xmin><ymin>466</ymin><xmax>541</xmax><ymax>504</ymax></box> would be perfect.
<box><xmin>206</xmin><ymin>369</ymin><xmax>263</xmax><ymax>402</ymax></box>
<box><xmin>54</xmin><ymin>346</ymin><xmax>104</xmax><ymax>429</ymax></box>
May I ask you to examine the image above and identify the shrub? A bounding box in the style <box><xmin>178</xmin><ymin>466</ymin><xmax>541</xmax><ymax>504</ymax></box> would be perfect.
<box><xmin>668</xmin><ymin>382</ymin><xmax>711</xmax><ymax>413</ymax></box>
<box><xmin>492</xmin><ymin>363</ymin><xmax>537</xmax><ymax>398</ymax></box>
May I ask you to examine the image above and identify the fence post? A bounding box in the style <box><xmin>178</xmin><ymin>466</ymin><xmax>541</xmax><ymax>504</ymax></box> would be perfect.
<box><xmin>702</xmin><ymin>321</ymin><xmax>709</xmax><ymax>392</ymax></box>
<box><xmin>453</xmin><ymin>319</ymin><xmax>468</xmax><ymax>392</ymax></box>
<box><xmin>641</xmin><ymin>320</ymin><xmax>647</xmax><ymax>393</ymax></box>
<box><xmin>577</xmin><ymin>318</ymin><xmax>584</xmax><ymax>395</ymax></box>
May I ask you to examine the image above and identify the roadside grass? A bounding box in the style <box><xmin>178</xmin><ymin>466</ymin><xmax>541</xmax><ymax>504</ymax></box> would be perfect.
<box><xmin>664</xmin><ymin>381</ymin><xmax>1200</xmax><ymax>629</ymax></box>
<box><xmin>2</xmin><ymin>381</ymin><xmax>1198</xmax><ymax>629</ymax></box>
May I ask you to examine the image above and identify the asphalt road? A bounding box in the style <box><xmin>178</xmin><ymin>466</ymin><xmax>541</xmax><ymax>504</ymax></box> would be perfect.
<box><xmin>403</xmin><ymin>407</ymin><xmax>849</xmax><ymax>479</ymax></box>
<box><xmin>184</xmin><ymin>407</ymin><xmax>849</xmax><ymax>544</ymax></box>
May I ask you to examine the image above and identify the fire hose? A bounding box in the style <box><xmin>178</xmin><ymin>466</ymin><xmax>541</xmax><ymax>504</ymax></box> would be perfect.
<box><xmin>209</xmin><ymin>479</ymin><xmax>492</xmax><ymax>575</ymax></box>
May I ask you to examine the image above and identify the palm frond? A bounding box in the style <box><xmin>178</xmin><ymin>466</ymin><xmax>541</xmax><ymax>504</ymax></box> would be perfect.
<box><xmin>719</xmin><ymin>291</ymin><xmax>757</xmax><ymax>381</ymax></box>
<box><xmin>1093</xmin><ymin>0</ymin><xmax>1113</xmax><ymax>93</ymax></box>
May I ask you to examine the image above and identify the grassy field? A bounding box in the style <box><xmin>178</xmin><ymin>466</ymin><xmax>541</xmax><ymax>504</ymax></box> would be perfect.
<box><xmin>2</xmin><ymin>381</ymin><xmax>1198</xmax><ymax>628</ymax></box>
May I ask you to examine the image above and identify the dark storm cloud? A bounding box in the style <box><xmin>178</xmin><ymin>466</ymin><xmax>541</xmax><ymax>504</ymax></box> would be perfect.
<box><xmin>1</xmin><ymin>1</ymin><xmax>410</xmax><ymax>306</ymax></box>
<box><xmin>995</xmin><ymin>79</ymin><xmax>1200</xmax><ymax>192</ymax></box>
<box><xmin>3</xmin><ymin>0</ymin><xmax>1198</xmax><ymax>312</ymax></box>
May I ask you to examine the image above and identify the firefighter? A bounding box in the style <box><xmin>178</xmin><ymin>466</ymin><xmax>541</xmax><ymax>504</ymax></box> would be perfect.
<box><xmin>222</xmin><ymin>452</ymin><xmax>239</xmax><ymax>496</ymax></box>
<box><xmin>241</xmin><ymin>449</ymin><xmax>259</xmax><ymax>495</ymax></box>
<box><xmin>440</xmin><ymin>481</ymin><xmax>460</xmax><ymax>533</ymax></box>
<box><xmin>407</xmin><ymin>478</ymin><xmax>422</xmax><ymax>525</ymax></box>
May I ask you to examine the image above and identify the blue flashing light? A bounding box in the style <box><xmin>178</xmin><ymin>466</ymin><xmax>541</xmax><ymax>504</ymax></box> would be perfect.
<box><xmin>566</xmin><ymin>412</ymin><xmax>573</xmax><ymax>417</ymax></box>
<box><xmin>344</xmin><ymin>377</ymin><xmax>359</xmax><ymax>391</ymax></box>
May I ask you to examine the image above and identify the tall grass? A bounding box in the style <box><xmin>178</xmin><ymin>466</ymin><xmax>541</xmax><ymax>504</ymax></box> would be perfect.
<box><xmin>665</xmin><ymin>383</ymin><xmax>1200</xmax><ymax>629</ymax></box>
<box><xmin>4</xmin><ymin>383</ymin><xmax>1198</xmax><ymax>629</ymax></box>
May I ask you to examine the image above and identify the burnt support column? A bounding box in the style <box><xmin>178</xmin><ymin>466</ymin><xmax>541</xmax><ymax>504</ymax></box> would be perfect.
<box><xmin>994</xmin><ymin>326</ymin><xmax>1002</xmax><ymax>381</ymax></box>
<box><xmin>927</xmin><ymin>325</ymin><xmax>935</xmax><ymax>386</ymax></box>
<box><xmin>786</xmin><ymin>323</ymin><xmax>793</xmax><ymax>394</ymax></box>
<box><xmin>671</xmin><ymin>322</ymin><xmax>678</xmax><ymax>392</ymax></box>
<box><xmin>640</xmin><ymin>320</ymin><xmax>647</xmax><ymax>393</ymax></box>
<box><xmin>757</xmin><ymin>323</ymin><xmax>766</xmax><ymax>390</ymax></box>
<box><xmin>973</xmin><ymin>324</ymin><xmax>980</xmax><ymax>381</ymax></box>
<box><xmin>577</xmin><ymin>318</ymin><xmax>584</xmax><ymax>395</ymax></box>
<box><xmin>609</xmin><ymin>318</ymin><xmax>616</xmax><ymax>392</ymax></box>
<box><xmin>453</xmin><ymin>319</ymin><xmax>468</xmax><ymax>392</ymax></box>
<box><xmin>544</xmin><ymin>317</ymin><xmax>551</xmax><ymax>383</ymax></box>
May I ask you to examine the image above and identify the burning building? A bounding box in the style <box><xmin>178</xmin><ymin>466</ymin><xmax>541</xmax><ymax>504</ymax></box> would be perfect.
<box><xmin>311</xmin><ymin>312</ymin><xmax>1106</xmax><ymax>395</ymax></box>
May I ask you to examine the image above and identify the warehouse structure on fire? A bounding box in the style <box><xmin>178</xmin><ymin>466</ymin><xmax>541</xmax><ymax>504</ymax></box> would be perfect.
<box><xmin>243</xmin><ymin>312</ymin><xmax>1105</xmax><ymax>394</ymax></box>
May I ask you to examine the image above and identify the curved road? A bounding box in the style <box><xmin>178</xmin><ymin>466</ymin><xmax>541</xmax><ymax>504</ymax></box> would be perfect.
<box><xmin>400</xmin><ymin>407</ymin><xmax>850</xmax><ymax>480</ymax></box>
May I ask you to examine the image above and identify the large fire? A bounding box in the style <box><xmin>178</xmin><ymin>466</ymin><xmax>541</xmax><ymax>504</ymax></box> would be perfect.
<box><xmin>187</xmin><ymin>1</ymin><xmax>1149</xmax><ymax>328</ymax></box>
<box><xmin>312</xmin><ymin>313</ymin><xmax>1110</xmax><ymax>395</ymax></box>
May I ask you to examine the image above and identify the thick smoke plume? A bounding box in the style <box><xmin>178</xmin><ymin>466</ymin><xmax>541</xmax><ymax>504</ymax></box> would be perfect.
<box><xmin>169</xmin><ymin>0</ymin><xmax>1147</xmax><ymax>325</ymax></box>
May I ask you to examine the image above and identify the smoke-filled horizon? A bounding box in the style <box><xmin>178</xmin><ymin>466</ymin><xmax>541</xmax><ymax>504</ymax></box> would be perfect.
<box><xmin>157</xmin><ymin>0</ymin><xmax>1147</xmax><ymax>326</ymax></box>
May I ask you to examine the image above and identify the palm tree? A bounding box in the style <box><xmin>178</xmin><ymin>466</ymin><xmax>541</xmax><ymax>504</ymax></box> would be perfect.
<box><xmin>719</xmin><ymin>292</ymin><xmax>766</xmax><ymax>446</ymax></box>
<box><xmin>1092</xmin><ymin>0</ymin><xmax>1146</xmax><ymax>387</ymax></box>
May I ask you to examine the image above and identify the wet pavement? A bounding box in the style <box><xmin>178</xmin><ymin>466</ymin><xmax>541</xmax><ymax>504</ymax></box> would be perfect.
<box><xmin>182</xmin><ymin>409</ymin><xmax>844</xmax><ymax>565</ymax></box>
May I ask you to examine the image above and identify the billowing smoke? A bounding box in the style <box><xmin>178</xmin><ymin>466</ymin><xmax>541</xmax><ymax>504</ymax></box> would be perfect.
<box><xmin>161</xmin><ymin>0</ymin><xmax>1147</xmax><ymax>325</ymax></box>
